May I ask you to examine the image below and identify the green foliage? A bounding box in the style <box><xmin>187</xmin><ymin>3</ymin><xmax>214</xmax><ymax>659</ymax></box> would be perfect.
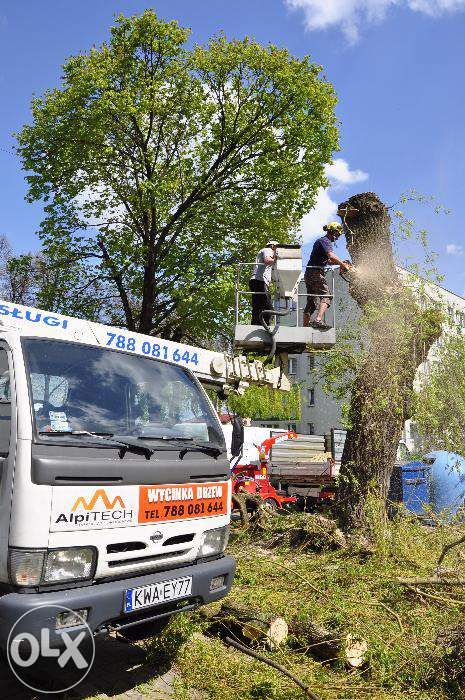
<box><xmin>414</xmin><ymin>331</ymin><xmax>465</xmax><ymax>455</ymax></box>
<box><xmin>16</xmin><ymin>9</ymin><xmax>338</xmax><ymax>341</ymax></box>
<box><xmin>318</xmin><ymin>325</ymin><xmax>362</xmax><ymax>403</ymax></box>
<box><xmin>227</xmin><ymin>383</ymin><xmax>301</xmax><ymax>420</ymax></box>
<box><xmin>393</xmin><ymin>189</ymin><xmax>450</xmax><ymax>286</ymax></box>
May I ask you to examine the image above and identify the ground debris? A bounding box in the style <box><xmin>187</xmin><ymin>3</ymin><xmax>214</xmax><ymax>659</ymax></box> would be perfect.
<box><xmin>266</xmin><ymin>512</ymin><xmax>347</xmax><ymax>551</ymax></box>
<box><xmin>434</xmin><ymin>624</ymin><xmax>465</xmax><ymax>694</ymax></box>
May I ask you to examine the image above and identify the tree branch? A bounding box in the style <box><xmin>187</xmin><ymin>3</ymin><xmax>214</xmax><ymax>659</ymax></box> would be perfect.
<box><xmin>97</xmin><ymin>238</ymin><xmax>135</xmax><ymax>330</ymax></box>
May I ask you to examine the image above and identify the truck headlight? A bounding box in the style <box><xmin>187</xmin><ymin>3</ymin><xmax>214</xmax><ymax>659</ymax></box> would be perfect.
<box><xmin>9</xmin><ymin>549</ymin><xmax>45</xmax><ymax>586</ymax></box>
<box><xmin>44</xmin><ymin>548</ymin><xmax>96</xmax><ymax>583</ymax></box>
<box><xmin>9</xmin><ymin>547</ymin><xmax>96</xmax><ymax>586</ymax></box>
<box><xmin>198</xmin><ymin>526</ymin><xmax>230</xmax><ymax>557</ymax></box>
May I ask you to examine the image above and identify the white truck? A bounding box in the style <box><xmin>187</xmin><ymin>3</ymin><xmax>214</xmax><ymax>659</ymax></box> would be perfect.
<box><xmin>0</xmin><ymin>299</ymin><xmax>286</xmax><ymax>655</ymax></box>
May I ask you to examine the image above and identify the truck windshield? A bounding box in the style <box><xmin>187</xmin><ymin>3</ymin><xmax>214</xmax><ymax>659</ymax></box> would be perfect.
<box><xmin>22</xmin><ymin>338</ymin><xmax>224</xmax><ymax>447</ymax></box>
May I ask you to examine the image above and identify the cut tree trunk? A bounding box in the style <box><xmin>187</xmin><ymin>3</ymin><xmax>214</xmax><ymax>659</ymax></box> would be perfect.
<box><xmin>290</xmin><ymin>617</ymin><xmax>367</xmax><ymax>667</ymax></box>
<box><xmin>290</xmin><ymin>619</ymin><xmax>340</xmax><ymax>662</ymax></box>
<box><xmin>336</xmin><ymin>192</ymin><xmax>442</xmax><ymax>530</ymax></box>
<box><xmin>203</xmin><ymin>601</ymin><xmax>288</xmax><ymax>649</ymax></box>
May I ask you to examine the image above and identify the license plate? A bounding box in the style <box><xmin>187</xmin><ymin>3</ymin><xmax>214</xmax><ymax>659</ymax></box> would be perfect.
<box><xmin>124</xmin><ymin>576</ymin><xmax>192</xmax><ymax>613</ymax></box>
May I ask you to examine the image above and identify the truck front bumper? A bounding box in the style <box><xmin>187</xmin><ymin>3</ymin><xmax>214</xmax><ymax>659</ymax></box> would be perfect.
<box><xmin>0</xmin><ymin>556</ymin><xmax>235</xmax><ymax>650</ymax></box>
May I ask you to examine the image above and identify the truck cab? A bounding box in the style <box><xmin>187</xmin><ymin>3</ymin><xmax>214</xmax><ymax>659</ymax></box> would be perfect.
<box><xmin>0</xmin><ymin>302</ymin><xmax>235</xmax><ymax>653</ymax></box>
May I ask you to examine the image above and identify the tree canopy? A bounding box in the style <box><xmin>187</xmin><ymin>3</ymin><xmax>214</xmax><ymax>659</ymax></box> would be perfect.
<box><xmin>227</xmin><ymin>383</ymin><xmax>301</xmax><ymax>422</ymax></box>
<box><xmin>17</xmin><ymin>9</ymin><xmax>338</xmax><ymax>342</ymax></box>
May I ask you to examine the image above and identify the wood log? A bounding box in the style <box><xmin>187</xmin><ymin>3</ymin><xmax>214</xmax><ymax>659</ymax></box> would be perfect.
<box><xmin>398</xmin><ymin>577</ymin><xmax>465</xmax><ymax>586</ymax></box>
<box><xmin>290</xmin><ymin>617</ymin><xmax>367</xmax><ymax>668</ymax></box>
<box><xmin>290</xmin><ymin>620</ymin><xmax>340</xmax><ymax>662</ymax></box>
<box><xmin>204</xmin><ymin>601</ymin><xmax>288</xmax><ymax>650</ymax></box>
<box><xmin>344</xmin><ymin>633</ymin><xmax>368</xmax><ymax>668</ymax></box>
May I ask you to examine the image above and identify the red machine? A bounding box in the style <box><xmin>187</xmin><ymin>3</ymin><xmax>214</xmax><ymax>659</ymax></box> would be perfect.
<box><xmin>231</xmin><ymin>430</ymin><xmax>298</xmax><ymax>510</ymax></box>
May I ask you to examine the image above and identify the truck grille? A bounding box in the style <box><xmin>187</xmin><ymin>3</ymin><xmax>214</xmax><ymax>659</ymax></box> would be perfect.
<box><xmin>108</xmin><ymin>549</ymin><xmax>191</xmax><ymax>568</ymax></box>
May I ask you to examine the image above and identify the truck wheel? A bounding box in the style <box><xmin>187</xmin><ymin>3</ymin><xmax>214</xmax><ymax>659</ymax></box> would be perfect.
<box><xmin>119</xmin><ymin>615</ymin><xmax>171</xmax><ymax>641</ymax></box>
<box><xmin>264</xmin><ymin>498</ymin><xmax>278</xmax><ymax>511</ymax></box>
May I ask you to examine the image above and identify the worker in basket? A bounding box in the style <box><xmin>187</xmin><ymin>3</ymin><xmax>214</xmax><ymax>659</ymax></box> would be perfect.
<box><xmin>249</xmin><ymin>240</ymin><xmax>278</xmax><ymax>326</ymax></box>
<box><xmin>303</xmin><ymin>222</ymin><xmax>352</xmax><ymax>331</ymax></box>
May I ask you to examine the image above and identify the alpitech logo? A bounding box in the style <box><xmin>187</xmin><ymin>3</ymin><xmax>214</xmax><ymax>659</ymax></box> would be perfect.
<box><xmin>72</xmin><ymin>489</ymin><xmax>126</xmax><ymax>511</ymax></box>
<box><xmin>53</xmin><ymin>489</ymin><xmax>134</xmax><ymax>529</ymax></box>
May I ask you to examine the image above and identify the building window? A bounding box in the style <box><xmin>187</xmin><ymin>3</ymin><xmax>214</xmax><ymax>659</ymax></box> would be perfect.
<box><xmin>308</xmin><ymin>354</ymin><xmax>315</xmax><ymax>372</ymax></box>
<box><xmin>288</xmin><ymin>423</ymin><xmax>297</xmax><ymax>431</ymax></box>
<box><xmin>307</xmin><ymin>423</ymin><xmax>315</xmax><ymax>435</ymax></box>
<box><xmin>288</xmin><ymin>357</ymin><xmax>297</xmax><ymax>376</ymax></box>
<box><xmin>307</xmin><ymin>388</ymin><xmax>315</xmax><ymax>406</ymax></box>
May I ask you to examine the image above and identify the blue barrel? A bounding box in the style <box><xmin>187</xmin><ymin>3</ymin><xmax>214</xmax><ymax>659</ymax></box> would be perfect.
<box><xmin>389</xmin><ymin>461</ymin><xmax>431</xmax><ymax>515</ymax></box>
<box><xmin>425</xmin><ymin>450</ymin><xmax>465</xmax><ymax>519</ymax></box>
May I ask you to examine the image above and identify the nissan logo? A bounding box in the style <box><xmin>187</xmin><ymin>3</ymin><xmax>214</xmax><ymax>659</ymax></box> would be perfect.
<box><xmin>150</xmin><ymin>531</ymin><xmax>163</xmax><ymax>542</ymax></box>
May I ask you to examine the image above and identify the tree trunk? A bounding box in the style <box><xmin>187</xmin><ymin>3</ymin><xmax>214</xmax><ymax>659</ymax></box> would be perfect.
<box><xmin>336</xmin><ymin>192</ymin><xmax>442</xmax><ymax>530</ymax></box>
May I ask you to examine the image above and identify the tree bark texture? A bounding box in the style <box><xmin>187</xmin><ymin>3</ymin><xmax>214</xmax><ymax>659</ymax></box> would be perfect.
<box><xmin>336</xmin><ymin>192</ymin><xmax>442</xmax><ymax>530</ymax></box>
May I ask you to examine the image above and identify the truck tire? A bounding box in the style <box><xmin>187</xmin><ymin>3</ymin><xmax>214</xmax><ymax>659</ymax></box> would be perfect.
<box><xmin>264</xmin><ymin>498</ymin><xmax>278</xmax><ymax>511</ymax></box>
<box><xmin>119</xmin><ymin>615</ymin><xmax>172</xmax><ymax>641</ymax></box>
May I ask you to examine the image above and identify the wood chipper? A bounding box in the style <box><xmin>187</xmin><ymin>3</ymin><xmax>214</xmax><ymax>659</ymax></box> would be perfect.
<box><xmin>231</xmin><ymin>430</ymin><xmax>298</xmax><ymax>510</ymax></box>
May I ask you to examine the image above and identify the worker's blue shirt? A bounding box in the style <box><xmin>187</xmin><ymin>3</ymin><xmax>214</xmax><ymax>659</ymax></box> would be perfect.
<box><xmin>307</xmin><ymin>235</ymin><xmax>333</xmax><ymax>269</ymax></box>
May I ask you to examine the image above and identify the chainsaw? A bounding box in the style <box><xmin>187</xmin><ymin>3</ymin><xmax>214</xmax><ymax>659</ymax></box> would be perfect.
<box><xmin>339</xmin><ymin>260</ymin><xmax>357</xmax><ymax>282</ymax></box>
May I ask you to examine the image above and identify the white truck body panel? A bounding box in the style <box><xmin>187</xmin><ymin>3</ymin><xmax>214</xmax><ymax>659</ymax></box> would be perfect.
<box><xmin>0</xmin><ymin>299</ymin><xmax>237</xmax><ymax>582</ymax></box>
<box><xmin>0</xmin><ymin>299</ymin><xmax>250</xmax><ymax>653</ymax></box>
<box><xmin>0</xmin><ymin>300</ymin><xmax>287</xmax><ymax>390</ymax></box>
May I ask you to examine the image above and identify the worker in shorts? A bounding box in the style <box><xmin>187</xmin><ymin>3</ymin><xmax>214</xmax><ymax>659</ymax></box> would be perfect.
<box><xmin>303</xmin><ymin>222</ymin><xmax>352</xmax><ymax>330</ymax></box>
<box><xmin>249</xmin><ymin>241</ymin><xmax>278</xmax><ymax>325</ymax></box>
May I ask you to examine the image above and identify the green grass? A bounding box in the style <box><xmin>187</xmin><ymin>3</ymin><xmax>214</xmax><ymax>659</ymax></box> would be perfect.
<box><xmin>155</xmin><ymin>511</ymin><xmax>465</xmax><ymax>700</ymax></box>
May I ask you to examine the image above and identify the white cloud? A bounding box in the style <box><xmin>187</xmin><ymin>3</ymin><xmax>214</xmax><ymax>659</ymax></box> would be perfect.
<box><xmin>298</xmin><ymin>158</ymin><xmax>369</xmax><ymax>242</ymax></box>
<box><xmin>298</xmin><ymin>188</ymin><xmax>338</xmax><ymax>242</ymax></box>
<box><xmin>325</xmin><ymin>158</ymin><xmax>368</xmax><ymax>187</ymax></box>
<box><xmin>446</xmin><ymin>243</ymin><xmax>463</xmax><ymax>255</ymax></box>
<box><xmin>285</xmin><ymin>0</ymin><xmax>465</xmax><ymax>42</ymax></box>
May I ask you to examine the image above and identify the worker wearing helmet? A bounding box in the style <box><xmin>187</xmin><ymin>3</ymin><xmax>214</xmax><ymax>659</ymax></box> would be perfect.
<box><xmin>249</xmin><ymin>241</ymin><xmax>278</xmax><ymax>325</ymax></box>
<box><xmin>303</xmin><ymin>222</ymin><xmax>352</xmax><ymax>330</ymax></box>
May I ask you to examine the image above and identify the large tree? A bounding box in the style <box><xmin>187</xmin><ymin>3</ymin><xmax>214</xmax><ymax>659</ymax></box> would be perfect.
<box><xmin>0</xmin><ymin>235</ymin><xmax>42</xmax><ymax>305</ymax></box>
<box><xmin>17</xmin><ymin>10</ymin><xmax>338</xmax><ymax>342</ymax></box>
<box><xmin>335</xmin><ymin>193</ymin><xmax>442</xmax><ymax>529</ymax></box>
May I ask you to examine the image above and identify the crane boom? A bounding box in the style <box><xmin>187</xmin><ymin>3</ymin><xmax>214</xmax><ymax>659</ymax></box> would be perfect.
<box><xmin>0</xmin><ymin>300</ymin><xmax>290</xmax><ymax>392</ymax></box>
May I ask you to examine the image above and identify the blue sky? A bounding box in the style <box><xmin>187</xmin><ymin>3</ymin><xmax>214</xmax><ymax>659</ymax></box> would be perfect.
<box><xmin>1</xmin><ymin>1</ymin><xmax>465</xmax><ymax>294</ymax></box>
